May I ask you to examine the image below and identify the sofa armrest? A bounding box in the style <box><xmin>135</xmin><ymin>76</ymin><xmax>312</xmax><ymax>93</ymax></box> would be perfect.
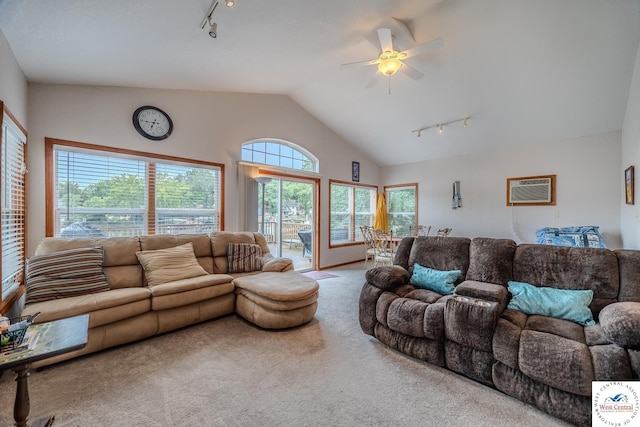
<box><xmin>455</xmin><ymin>280</ymin><xmax>509</xmax><ymax>311</ymax></box>
<box><xmin>262</xmin><ymin>257</ymin><xmax>294</xmax><ymax>272</ymax></box>
<box><xmin>365</xmin><ymin>265</ymin><xmax>410</xmax><ymax>291</ymax></box>
<box><xmin>599</xmin><ymin>301</ymin><xmax>640</xmax><ymax>349</ymax></box>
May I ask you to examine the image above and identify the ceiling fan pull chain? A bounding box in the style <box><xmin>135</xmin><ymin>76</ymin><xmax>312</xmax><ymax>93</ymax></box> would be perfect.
<box><xmin>388</xmin><ymin>75</ymin><xmax>391</xmax><ymax>94</ymax></box>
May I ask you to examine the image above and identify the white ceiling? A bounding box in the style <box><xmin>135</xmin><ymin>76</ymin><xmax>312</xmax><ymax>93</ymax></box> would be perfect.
<box><xmin>1</xmin><ymin>0</ymin><xmax>639</xmax><ymax>166</ymax></box>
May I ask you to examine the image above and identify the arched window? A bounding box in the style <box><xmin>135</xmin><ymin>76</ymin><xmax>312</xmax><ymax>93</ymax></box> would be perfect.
<box><xmin>241</xmin><ymin>139</ymin><xmax>318</xmax><ymax>172</ymax></box>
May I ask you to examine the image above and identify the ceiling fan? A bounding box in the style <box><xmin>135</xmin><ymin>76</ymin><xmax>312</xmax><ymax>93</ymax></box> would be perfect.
<box><xmin>341</xmin><ymin>28</ymin><xmax>444</xmax><ymax>89</ymax></box>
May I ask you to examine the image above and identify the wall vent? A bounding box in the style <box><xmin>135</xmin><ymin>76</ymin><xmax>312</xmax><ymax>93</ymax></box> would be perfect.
<box><xmin>507</xmin><ymin>175</ymin><xmax>555</xmax><ymax>206</ymax></box>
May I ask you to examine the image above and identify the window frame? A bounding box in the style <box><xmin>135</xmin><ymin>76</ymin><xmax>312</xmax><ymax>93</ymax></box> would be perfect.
<box><xmin>384</xmin><ymin>183</ymin><xmax>418</xmax><ymax>236</ymax></box>
<box><xmin>328</xmin><ymin>179</ymin><xmax>377</xmax><ymax>248</ymax></box>
<box><xmin>0</xmin><ymin>102</ymin><xmax>28</xmax><ymax>313</ymax></box>
<box><xmin>45</xmin><ymin>138</ymin><xmax>225</xmax><ymax>237</ymax></box>
<box><xmin>241</xmin><ymin>139</ymin><xmax>319</xmax><ymax>173</ymax></box>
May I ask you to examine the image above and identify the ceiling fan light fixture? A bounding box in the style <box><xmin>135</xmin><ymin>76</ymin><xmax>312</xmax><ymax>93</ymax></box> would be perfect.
<box><xmin>377</xmin><ymin>50</ymin><xmax>403</xmax><ymax>76</ymax></box>
<box><xmin>378</xmin><ymin>59</ymin><xmax>402</xmax><ymax>76</ymax></box>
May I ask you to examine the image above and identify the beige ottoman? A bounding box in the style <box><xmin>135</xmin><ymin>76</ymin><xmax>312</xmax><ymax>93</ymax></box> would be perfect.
<box><xmin>233</xmin><ymin>271</ymin><xmax>319</xmax><ymax>329</ymax></box>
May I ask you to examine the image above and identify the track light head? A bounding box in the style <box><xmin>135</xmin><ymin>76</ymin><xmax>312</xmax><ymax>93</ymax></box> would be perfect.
<box><xmin>413</xmin><ymin>115</ymin><xmax>471</xmax><ymax>137</ymax></box>
<box><xmin>208</xmin><ymin>22</ymin><xmax>218</xmax><ymax>38</ymax></box>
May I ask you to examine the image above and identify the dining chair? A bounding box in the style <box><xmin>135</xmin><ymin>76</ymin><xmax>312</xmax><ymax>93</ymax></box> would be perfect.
<box><xmin>360</xmin><ymin>225</ymin><xmax>377</xmax><ymax>269</ymax></box>
<box><xmin>436</xmin><ymin>228</ymin><xmax>452</xmax><ymax>237</ymax></box>
<box><xmin>417</xmin><ymin>225</ymin><xmax>431</xmax><ymax>236</ymax></box>
<box><xmin>372</xmin><ymin>228</ymin><xmax>394</xmax><ymax>267</ymax></box>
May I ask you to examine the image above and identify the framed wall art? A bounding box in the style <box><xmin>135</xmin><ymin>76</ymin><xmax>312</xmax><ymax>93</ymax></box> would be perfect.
<box><xmin>352</xmin><ymin>161</ymin><xmax>360</xmax><ymax>182</ymax></box>
<box><xmin>625</xmin><ymin>166</ymin><xmax>634</xmax><ymax>205</ymax></box>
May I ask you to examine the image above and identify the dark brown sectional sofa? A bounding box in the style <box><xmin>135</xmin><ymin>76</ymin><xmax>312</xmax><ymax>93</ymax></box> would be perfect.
<box><xmin>359</xmin><ymin>236</ymin><xmax>640</xmax><ymax>426</ymax></box>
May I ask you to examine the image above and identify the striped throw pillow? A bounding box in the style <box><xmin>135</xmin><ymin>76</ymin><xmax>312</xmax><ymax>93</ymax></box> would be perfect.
<box><xmin>25</xmin><ymin>246</ymin><xmax>110</xmax><ymax>304</ymax></box>
<box><xmin>227</xmin><ymin>243</ymin><xmax>263</xmax><ymax>273</ymax></box>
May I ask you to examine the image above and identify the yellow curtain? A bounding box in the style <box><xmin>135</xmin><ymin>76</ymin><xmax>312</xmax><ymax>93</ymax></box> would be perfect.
<box><xmin>374</xmin><ymin>194</ymin><xmax>388</xmax><ymax>232</ymax></box>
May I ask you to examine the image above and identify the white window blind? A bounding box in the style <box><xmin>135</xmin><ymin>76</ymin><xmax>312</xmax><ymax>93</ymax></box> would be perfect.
<box><xmin>329</xmin><ymin>181</ymin><xmax>376</xmax><ymax>245</ymax></box>
<box><xmin>52</xmin><ymin>143</ymin><xmax>222</xmax><ymax>237</ymax></box>
<box><xmin>155</xmin><ymin>163</ymin><xmax>220</xmax><ymax>234</ymax></box>
<box><xmin>1</xmin><ymin>110</ymin><xmax>27</xmax><ymax>300</ymax></box>
<box><xmin>386</xmin><ymin>185</ymin><xmax>417</xmax><ymax>236</ymax></box>
<box><xmin>55</xmin><ymin>149</ymin><xmax>147</xmax><ymax>237</ymax></box>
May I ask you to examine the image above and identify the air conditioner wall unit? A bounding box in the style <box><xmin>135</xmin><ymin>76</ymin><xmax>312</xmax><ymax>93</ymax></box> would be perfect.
<box><xmin>506</xmin><ymin>175</ymin><xmax>556</xmax><ymax>206</ymax></box>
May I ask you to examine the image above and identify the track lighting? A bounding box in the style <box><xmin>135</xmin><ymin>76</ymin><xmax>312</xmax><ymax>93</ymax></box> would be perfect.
<box><xmin>208</xmin><ymin>22</ymin><xmax>218</xmax><ymax>38</ymax></box>
<box><xmin>411</xmin><ymin>116</ymin><xmax>471</xmax><ymax>137</ymax></box>
<box><xmin>200</xmin><ymin>0</ymin><xmax>221</xmax><ymax>38</ymax></box>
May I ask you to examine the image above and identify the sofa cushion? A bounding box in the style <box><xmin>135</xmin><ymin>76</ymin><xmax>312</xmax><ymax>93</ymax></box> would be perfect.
<box><xmin>507</xmin><ymin>281</ymin><xmax>595</xmax><ymax>326</ymax></box>
<box><xmin>407</xmin><ymin>236</ymin><xmax>470</xmax><ymax>282</ymax></box>
<box><xmin>409</xmin><ymin>263</ymin><xmax>461</xmax><ymax>295</ymax></box>
<box><xmin>366</xmin><ymin>265</ymin><xmax>411</xmax><ymax>291</ymax></box>
<box><xmin>466</xmin><ymin>237</ymin><xmax>516</xmax><ymax>286</ymax></box>
<box><xmin>151</xmin><ymin>278</ymin><xmax>235</xmax><ymax>311</ymax></box>
<box><xmin>136</xmin><ymin>242</ymin><xmax>208</xmax><ymax>286</ymax></box>
<box><xmin>233</xmin><ymin>271</ymin><xmax>319</xmax><ymax>302</ymax></box>
<box><xmin>22</xmin><ymin>287</ymin><xmax>151</xmax><ymax>325</ymax></box>
<box><xmin>518</xmin><ymin>330</ymin><xmax>594</xmax><ymax>396</ymax></box>
<box><xmin>512</xmin><ymin>244</ymin><xmax>619</xmax><ymax>313</ymax></box>
<box><xmin>599</xmin><ymin>302</ymin><xmax>640</xmax><ymax>349</ymax></box>
<box><xmin>25</xmin><ymin>246</ymin><xmax>110</xmax><ymax>304</ymax></box>
<box><xmin>148</xmin><ymin>273</ymin><xmax>234</xmax><ymax>298</ymax></box>
<box><xmin>227</xmin><ymin>243</ymin><xmax>263</xmax><ymax>273</ymax></box>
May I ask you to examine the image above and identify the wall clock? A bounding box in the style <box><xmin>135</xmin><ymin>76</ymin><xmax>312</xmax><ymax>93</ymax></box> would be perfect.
<box><xmin>132</xmin><ymin>106</ymin><xmax>173</xmax><ymax>141</ymax></box>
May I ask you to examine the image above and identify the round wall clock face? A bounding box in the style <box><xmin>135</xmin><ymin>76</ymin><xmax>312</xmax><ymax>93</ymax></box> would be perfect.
<box><xmin>132</xmin><ymin>106</ymin><xmax>173</xmax><ymax>141</ymax></box>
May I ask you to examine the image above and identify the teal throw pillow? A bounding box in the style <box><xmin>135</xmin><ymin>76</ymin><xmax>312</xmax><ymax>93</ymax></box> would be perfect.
<box><xmin>507</xmin><ymin>281</ymin><xmax>595</xmax><ymax>326</ymax></box>
<box><xmin>409</xmin><ymin>263</ymin><xmax>462</xmax><ymax>295</ymax></box>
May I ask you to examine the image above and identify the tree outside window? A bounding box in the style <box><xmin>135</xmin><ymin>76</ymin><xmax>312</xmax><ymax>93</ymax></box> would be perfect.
<box><xmin>329</xmin><ymin>180</ymin><xmax>376</xmax><ymax>246</ymax></box>
<box><xmin>385</xmin><ymin>184</ymin><xmax>418</xmax><ymax>236</ymax></box>
<box><xmin>47</xmin><ymin>139</ymin><xmax>223</xmax><ymax>238</ymax></box>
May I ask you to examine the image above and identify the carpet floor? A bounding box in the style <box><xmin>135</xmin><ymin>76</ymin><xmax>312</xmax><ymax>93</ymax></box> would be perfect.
<box><xmin>0</xmin><ymin>263</ymin><xmax>570</xmax><ymax>426</ymax></box>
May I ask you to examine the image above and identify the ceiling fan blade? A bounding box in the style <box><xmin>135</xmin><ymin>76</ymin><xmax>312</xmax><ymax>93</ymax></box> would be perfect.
<box><xmin>377</xmin><ymin>28</ymin><xmax>394</xmax><ymax>53</ymax></box>
<box><xmin>365</xmin><ymin>74</ymin><xmax>381</xmax><ymax>89</ymax></box>
<box><xmin>400</xmin><ymin>62</ymin><xmax>424</xmax><ymax>80</ymax></box>
<box><xmin>401</xmin><ymin>37</ymin><xmax>444</xmax><ymax>58</ymax></box>
<box><xmin>340</xmin><ymin>58</ymin><xmax>379</xmax><ymax>69</ymax></box>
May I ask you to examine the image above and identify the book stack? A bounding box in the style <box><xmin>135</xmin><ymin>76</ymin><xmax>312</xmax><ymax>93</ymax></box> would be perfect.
<box><xmin>0</xmin><ymin>328</ymin><xmax>40</xmax><ymax>357</ymax></box>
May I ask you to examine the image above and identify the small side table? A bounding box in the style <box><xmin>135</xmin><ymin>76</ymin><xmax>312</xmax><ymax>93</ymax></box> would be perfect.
<box><xmin>0</xmin><ymin>314</ymin><xmax>89</xmax><ymax>427</ymax></box>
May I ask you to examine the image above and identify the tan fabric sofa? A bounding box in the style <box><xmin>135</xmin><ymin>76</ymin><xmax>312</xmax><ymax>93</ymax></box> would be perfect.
<box><xmin>22</xmin><ymin>231</ymin><xmax>308</xmax><ymax>367</ymax></box>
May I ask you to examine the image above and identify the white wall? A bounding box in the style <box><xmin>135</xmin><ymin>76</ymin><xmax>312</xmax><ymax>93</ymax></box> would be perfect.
<box><xmin>621</xmin><ymin>40</ymin><xmax>640</xmax><ymax>248</ymax></box>
<box><xmin>27</xmin><ymin>84</ymin><xmax>380</xmax><ymax>267</ymax></box>
<box><xmin>0</xmin><ymin>29</ymin><xmax>28</xmax><ymax>125</ymax></box>
<box><xmin>382</xmin><ymin>132</ymin><xmax>623</xmax><ymax>248</ymax></box>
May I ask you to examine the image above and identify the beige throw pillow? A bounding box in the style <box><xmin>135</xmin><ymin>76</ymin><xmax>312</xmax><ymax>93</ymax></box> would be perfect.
<box><xmin>136</xmin><ymin>242</ymin><xmax>208</xmax><ymax>286</ymax></box>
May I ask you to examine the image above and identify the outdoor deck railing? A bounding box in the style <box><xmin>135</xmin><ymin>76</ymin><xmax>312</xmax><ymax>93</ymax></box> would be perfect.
<box><xmin>260</xmin><ymin>222</ymin><xmax>311</xmax><ymax>244</ymax></box>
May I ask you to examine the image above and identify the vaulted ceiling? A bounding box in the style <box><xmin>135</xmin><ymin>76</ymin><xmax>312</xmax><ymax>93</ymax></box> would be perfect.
<box><xmin>1</xmin><ymin>0</ymin><xmax>639</xmax><ymax>166</ymax></box>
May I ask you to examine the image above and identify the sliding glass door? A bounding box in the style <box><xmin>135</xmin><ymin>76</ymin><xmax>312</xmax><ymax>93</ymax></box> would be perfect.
<box><xmin>258</xmin><ymin>176</ymin><xmax>317</xmax><ymax>271</ymax></box>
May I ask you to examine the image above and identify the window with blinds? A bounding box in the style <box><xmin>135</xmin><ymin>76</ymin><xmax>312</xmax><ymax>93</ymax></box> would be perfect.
<box><xmin>1</xmin><ymin>106</ymin><xmax>27</xmax><ymax>301</ymax></box>
<box><xmin>329</xmin><ymin>180</ymin><xmax>376</xmax><ymax>246</ymax></box>
<box><xmin>385</xmin><ymin>184</ymin><xmax>418</xmax><ymax>236</ymax></box>
<box><xmin>48</xmin><ymin>139</ymin><xmax>223</xmax><ymax>238</ymax></box>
